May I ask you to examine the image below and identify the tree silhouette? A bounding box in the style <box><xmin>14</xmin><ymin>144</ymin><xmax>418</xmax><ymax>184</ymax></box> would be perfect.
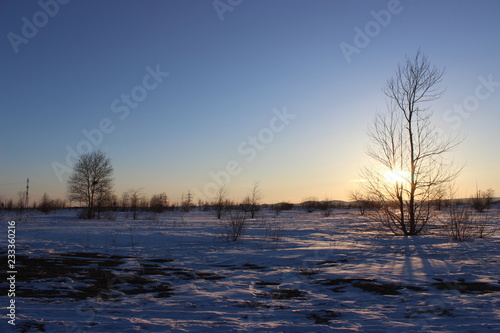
<box><xmin>361</xmin><ymin>50</ymin><xmax>462</xmax><ymax>235</ymax></box>
<box><xmin>67</xmin><ymin>150</ymin><xmax>114</xmax><ymax>219</ymax></box>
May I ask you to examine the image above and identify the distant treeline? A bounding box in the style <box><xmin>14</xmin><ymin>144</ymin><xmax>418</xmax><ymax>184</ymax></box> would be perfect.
<box><xmin>1</xmin><ymin>193</ymin><xmax>497</xmax><ymax>217</ymax></box>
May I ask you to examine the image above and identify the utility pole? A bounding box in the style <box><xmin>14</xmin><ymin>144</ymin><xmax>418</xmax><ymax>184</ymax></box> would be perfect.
<box><xmin>26</xmin><ymin>178</ymin><xmax>29</xmax><ymax>208</ymax></box>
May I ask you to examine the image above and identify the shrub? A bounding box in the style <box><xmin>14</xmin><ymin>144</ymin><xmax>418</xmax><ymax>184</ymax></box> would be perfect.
<box><xmin>470</xmin><ymin>188</ymin><xmax>494</xmax><ymax>212</ymax></box>
<box><xmin>217</xmin><ymin>210</ymin><xmax>248</xmax><ymax>241</ymax></box>
<box><xmin>317</xmin><ymin>200</ymin><xmax>333</xmax><ymax>217</ymax></box>
<box><xmin>302</xmin><ymin>197</ymin><xmax>318</xmax><ymax>213</ymax></box>
<box><xmin>263</xmin><ymin>219</ymin><xmax>285</xmax><ymax>243</ymax></box>
<box><xmin>439</xmin><ymin>204</ymin><xmax>496</xmax><ymax>241</ymax></box>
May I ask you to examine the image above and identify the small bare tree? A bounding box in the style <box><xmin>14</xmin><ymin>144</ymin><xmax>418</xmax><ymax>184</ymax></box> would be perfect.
<box><xmin>243</xmin><ymin>181</ymin><xmax>262</xmax><ymax>218</ymax></box>
<box><xmin>16</xmin><ymin>191</ymin><xmax>26</xmax><ymax>215</ymax></box>
<box><xmin>67</xmin><ymin>151</ymin><xmax>114</xmax><ymax>219</ymax></box>
<box><xmin>6</xmin><ymin>199</ymin><xmax>14</xmax><ymax>211</ymax></box>
<box><xmin>349</xmin><ymin>190</ymin><xmax>376</xmax><ymax>216</ymax></box>
<box><xmin>17</xmin><ymin>192</ymin><xmax>26</xmax><ymax>209</ymax></box>
<box><xmin>213</xmin><ymin>183</ymin><xmax>228</xmax><ymax>219</ymax></box>
<box><xmin>128</xmin><ymin>188</ymin><xmax>144</xmax><ymax>220</ymax></box>
<box><xmin>361</xmin><ymin>50</ymin><xmax>463</xmax><ymax>235</ymax></box>
<box><xmin>121</xmin><ymin>191</ymin><xmax>130</xmax><ymax>212</ymax></box>
<box><xmin>39</xmin><ymin>193</ymin><xmax>53</xmax><ymax>214</ymax></box>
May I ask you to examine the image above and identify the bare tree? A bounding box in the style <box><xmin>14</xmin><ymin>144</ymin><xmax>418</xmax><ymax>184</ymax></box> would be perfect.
<box><xmin>6</xmin><ymin>198</ymin><xmax>14</xmax><ymax>211</ymax></box>
<box><xmin>121</xmin><ymin>191</ymin><xmax>130</xmax><ymax>212</ymax></box>
<box><xmin>16</xmin><ymin>191</ymin><xmax>26</xmax><ymax>213</ymax></box>
<box><xmin>361</xmin><ymin>50</ymin><xmax>462</xmax><ymax>235</ymax></box>
<box><xmin>349</xmin><ymin>190</ymin><xmax>377</xmax><ymax>216</ymax></box>
<box><xmin>67</xmin><ymin>150</ymin><xmax>114</xmax><ymax>219</ymax></box>
<box><xmin>213</xmin><ymin>183</ymin><xmax>228</xmax><ymax>219</ymax></box>
<box><xmin>39</xmin><ymin>192</ymin><xmax>53</xmax><ymax>214</ymax></box>
<box><xmin>150</xmin><ymin>192</ymin><xmax>168</xmax><ymax>213</ymax></box>
<box><xmin>242</xmin><ymin>181</ymin><xmax>262</xmax><ymax>218</ymax></box>
<box><xmin>128</xmin><ymin>188</ymin><xmax>144</xmax><ymax>220</ymax></box>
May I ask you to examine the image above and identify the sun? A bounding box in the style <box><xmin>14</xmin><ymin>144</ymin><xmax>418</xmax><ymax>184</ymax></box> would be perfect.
<box><xmin>384</xmin><ymin>169</ymin><xmax>409</xmax><ymax>184</ymax></box>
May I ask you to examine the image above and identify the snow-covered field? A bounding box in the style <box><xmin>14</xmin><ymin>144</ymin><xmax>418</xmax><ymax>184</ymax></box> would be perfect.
<box><xmin>1</xmin><ymin>208</ymin><xmax>499</xmax><ymax>332</ymax></box>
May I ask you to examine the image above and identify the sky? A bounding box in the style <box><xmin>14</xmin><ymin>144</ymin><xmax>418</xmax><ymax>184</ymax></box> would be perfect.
<box><xmin>1</xmin><ymin>0</ymin><xmax>499</xmax><ymax>204</ymax></box>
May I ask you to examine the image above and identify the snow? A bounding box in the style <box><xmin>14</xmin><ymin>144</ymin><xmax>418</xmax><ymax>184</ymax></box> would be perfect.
<box><xmin>1</xmin><ymin>208</ymin><xmax>499</xmax><ymax>332</ymax></box>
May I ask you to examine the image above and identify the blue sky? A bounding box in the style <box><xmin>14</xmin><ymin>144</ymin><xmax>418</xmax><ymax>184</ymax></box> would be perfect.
<box><xmin>1</xmin><ymin>0</ymin><xmax>499</xmax><ymax>204</ymax></box>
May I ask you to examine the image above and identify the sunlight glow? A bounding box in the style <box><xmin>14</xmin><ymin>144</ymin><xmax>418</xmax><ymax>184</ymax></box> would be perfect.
<box><xmin>384</xmin><ymin>169</ymin><xmax>410</xmax><ymax>184</ymax></box>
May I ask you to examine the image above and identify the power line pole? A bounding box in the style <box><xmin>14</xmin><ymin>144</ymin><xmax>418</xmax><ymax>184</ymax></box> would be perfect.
<box><xmin>26</xmin><ymin>178</ymin><xmax>29</xmax><ymax>208</ymax></box>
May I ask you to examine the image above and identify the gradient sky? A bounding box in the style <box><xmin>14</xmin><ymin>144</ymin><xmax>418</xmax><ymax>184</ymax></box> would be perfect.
<box><xmin>1</xmin><ymin>0</ymin><xmax>499</xmax><ymax>204</ymax></box>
